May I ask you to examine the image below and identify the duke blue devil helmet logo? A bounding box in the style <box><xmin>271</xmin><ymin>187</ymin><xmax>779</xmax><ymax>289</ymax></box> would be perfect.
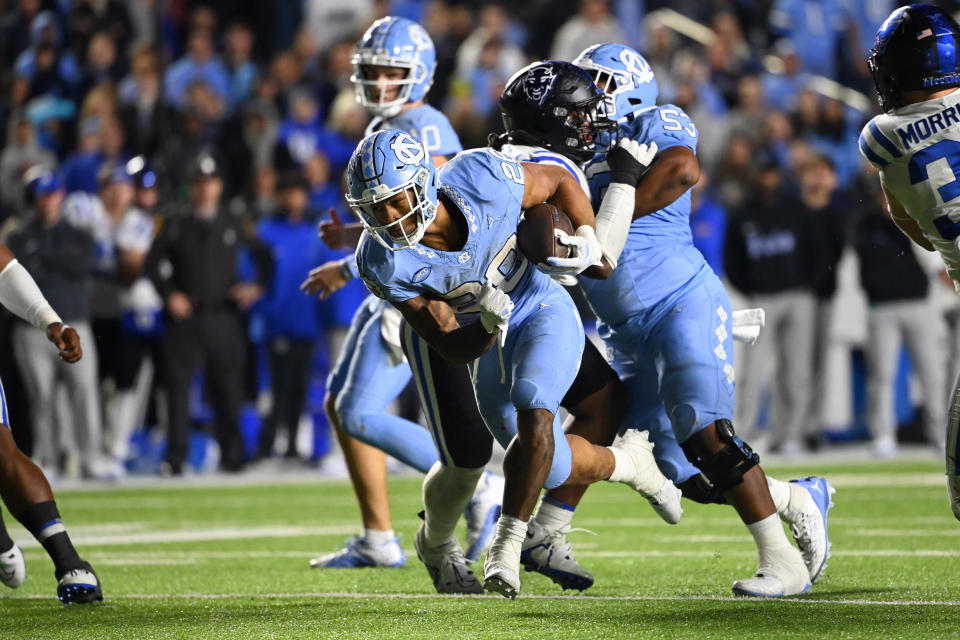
<box><xmin>500</xmin><ymin>60</ymin><xmax>617</xmax><ymax>162</ymax></box>
<box><xmin>346</xmin><ymin>130</ymin><xmax>439</xmax><ymax>250</ymax></box>
<box><xmin>574</xmin><ymin>43</ymin><xmax>659</xmax><ymax>121</ymax></box>
<box><xmin>868</xmin><ymin>4</ymin><xmax>960</xmax><ymax>112</ymax></box>
<box><xmin>351</xmin><ymin>16</ymin><xmax>437</xmax><ymax>118</ymax></box>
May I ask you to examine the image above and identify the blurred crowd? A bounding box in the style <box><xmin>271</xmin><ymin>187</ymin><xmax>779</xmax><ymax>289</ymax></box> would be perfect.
<box><xmin>0</xmin><ymin>0</ymin><xmax>955</xmax><ymax>479</ymax></box>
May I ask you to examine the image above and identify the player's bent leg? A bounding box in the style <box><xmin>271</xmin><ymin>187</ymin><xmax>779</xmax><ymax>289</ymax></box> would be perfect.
<box><xmin>400</xmin><ymin>323</ymin><xmax>501</xmax><ymax>561</ymax></box>
<box><xmin>310</xmin><ymin>393</ymin><xmax>403</xmax><ymax>569</ymax></box>
<box><xmin>521</xmin><ymin>362</ymin><xmax>627</xmax><ymax>593</ymax></box>
<box><xmin>682</xmin><ymin>421</ymin><xmax>809</xmax><ymax>597</ymax></box>
<box><xmin>415</xmin><ymin>463</ymin><xmax>485</xmax><ymax>594</ymax></box>
<box><xmin>0</xmin><ymin>427</ymin><xmax>101</xmax><ymax>603</ymax></box>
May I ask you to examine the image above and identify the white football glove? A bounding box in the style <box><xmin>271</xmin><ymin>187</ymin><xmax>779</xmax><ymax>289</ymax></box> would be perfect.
<box><xmin>477</xmin><ymin>283</ymin><xmax>514</xmax><ymax>339</ymax></box>
<box><xmin>542</xmin><ymin>225</ymin><xmax>603</xmax><ymax>275</ymax></box>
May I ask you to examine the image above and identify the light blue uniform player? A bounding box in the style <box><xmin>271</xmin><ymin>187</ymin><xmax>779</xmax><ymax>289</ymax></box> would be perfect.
<box><xmin>571</xmin><ymin>43</ymin><xmax>835</xmax><ymax>597</ymax></box>
<box><xmin>349</xmin><ymin>129</ymin><xmax>673</xmax><ymax>598</ymax></box>
<box><xmin>356</xmin><ymin>145</ymin><xmax>582</xmax><ymax>489</ymax></box>
<box><xmin>309</xmin><ymin>17</ymin><xmax>502</xmax><ymax>574</ymax></box>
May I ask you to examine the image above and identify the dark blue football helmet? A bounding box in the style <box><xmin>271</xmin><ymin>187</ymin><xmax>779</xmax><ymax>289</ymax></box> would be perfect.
<box><xmin>868</xmin><ymin>4</ymin><xmax>960</xmax><ymax>112</ymax></box>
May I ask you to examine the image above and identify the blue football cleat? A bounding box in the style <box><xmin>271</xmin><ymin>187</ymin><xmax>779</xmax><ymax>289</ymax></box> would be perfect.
<box><xmin>520</xmin><ymin>520</ymin><xmax>594</xmax><ymax>592</ymax></box>
<box><xmin>57</xmin><ymin>562</ymin><xmax>103</xmax><ymax>605</ymax></box>
<box><xmin>309</xmin><ymin>535</ymin><xmax>405</xmax><ymax>569</ymax></box>
<box><xmin>788</xmin><ymin>476</ymin><xmax>836</xmax><ymax>583</ymax></box>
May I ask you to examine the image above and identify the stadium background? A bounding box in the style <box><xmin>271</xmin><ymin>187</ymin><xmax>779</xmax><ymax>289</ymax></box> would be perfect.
<box><xmin>0</xmin><ymin>0</ymin><xmax>953</xmax><ymax>473</ymax></box>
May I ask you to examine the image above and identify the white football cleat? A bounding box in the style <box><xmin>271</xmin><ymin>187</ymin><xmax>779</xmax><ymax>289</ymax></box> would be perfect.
<box><xmin>782</xmin><ymin>477</ymin><xmax>835</xmax><ymax>583</ymax></box>
<box><xmin>483</xmin><ymin>536</ymin><xmax>521</xmax><ymax>599</ymax></box>
<box><xmin>0</xmin><ymin>545</ymin><xmax>25</xmax><ymax>589</ymax></box>
<box><xmin>732</xmin><ymin>547</ymin><xmax>810</xmax><ymax>597</ymax></box>
<box><xmin>464</xmin><ymin>471</ymin><xmax>504</xmax><ymax>562</ymax></box>
<box><xmin>414</xmin><ymin>525</ymin><xmax>483</xmax><ymax>595</ymax></box>
<box><xmin>520</xmin><ymin>519</ymin><xmax>594</xmax><ymax>591</ymax></box>
<box><xmin>309</xmin><ymin>535</ymin><xmax>405</xmax><ymax>568</ymax></box>
<box><xmin>614</xmin><ymin>430</ymin><xmax>683</xmax><ymax>524</ymax></box>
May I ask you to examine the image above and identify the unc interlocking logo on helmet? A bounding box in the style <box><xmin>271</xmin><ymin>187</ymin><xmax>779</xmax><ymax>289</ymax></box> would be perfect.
<box><xmin>619</xmin><ymin>49</ymin><xmax>654</xmax><ymax>86</ymax></box>
<box><xmin>523</xmin><ymin>65</ymin><xmax>557</xmax><ymax>106</ymax></box>
<box><xmin>390</xmin><ymin>133</ymin><xmax>425</xmax><ymax>165</ymax></box>
<box><xmin>408</xmin><ymin>24</ymin><xmax>432</xmax><ymax>51</ymax></box>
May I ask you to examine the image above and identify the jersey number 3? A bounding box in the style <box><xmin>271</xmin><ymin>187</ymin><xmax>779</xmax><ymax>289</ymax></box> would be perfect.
<box><xmin>909</xmin><ymin>139</ymin><xmax>960</xmax><ymax>239</ymax></box>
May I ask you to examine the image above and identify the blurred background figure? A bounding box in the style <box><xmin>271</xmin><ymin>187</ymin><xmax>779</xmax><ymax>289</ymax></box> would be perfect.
<box><xmin>8</xmin><ymin>172</ymin><xmax>106</xmax><ymax>478</ymax></box>
<box><xmin>851</xmin><ymin>178</ymin><xmax>946</xmax><ymax>458</ymax></box>
<box><xmin>144</xmin><ymin>152</ymin><xmax>272</xmax><ymax>476</ymax></box>
<box><xmin>724</xmin><ymin>153</ymin><xmax>821</xmax><ymax>455</ymax></box>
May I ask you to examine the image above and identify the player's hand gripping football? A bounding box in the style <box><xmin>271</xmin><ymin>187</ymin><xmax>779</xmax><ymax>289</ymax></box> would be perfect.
<box><xmin>477</xmin><ymin>282</ymin><xmax>514</xmax><ymax>343</ymax></box>
<box><xmin>47</xmin><ymin>322</ymin><xmax>82</xmax><ymax>363</ymax></box>
<box><xmin>542</xmin><ymin>225</ymin><xmax>603</xmax><ymax>276</ymax></box>
<box><xmin>608</xmin><ymin>138</ymin><xmax>658</xmax><ymax>186</ymax></box>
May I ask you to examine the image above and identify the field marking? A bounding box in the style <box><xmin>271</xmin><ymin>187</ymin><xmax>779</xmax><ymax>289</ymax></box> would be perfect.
<box><xmin>1</xmin><ymin>591</ymin><xmax>957</xmax><ymax>607</ymax></box>
<box><xmin>21</xmin><ymin>549</ymin><xmax>960</xmax><ymax>565</ymax></box>
<box><xmin>15</xmin><ymin>525</ymin><xmax>357</xmax><ymax>548</ymax></box>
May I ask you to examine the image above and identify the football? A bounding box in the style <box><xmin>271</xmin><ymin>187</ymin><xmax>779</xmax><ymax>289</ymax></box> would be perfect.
<box><xmin>516</xmin><ymin>203</ymin><xmax>575</xmax><ymax>265</ymax></box>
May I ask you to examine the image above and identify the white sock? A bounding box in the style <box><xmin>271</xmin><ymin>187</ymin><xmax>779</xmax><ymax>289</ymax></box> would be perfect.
<box><xmin>534</xmin><ymin>497</ymin><xmax>575</xmax><ymax>533</ymax></box>
<box><xmin>422</xmin><ymin>462</ymin><xmax>484</xmax><ymax>548</ymax></box>
<box><xmin>605</xmin><ymin>446</ymin><xmax>632</xmax><ymax>483</ymax></box>
<box><xmin>489</xmin><ymin>515</ymin><xmax>527</xmax><ymax>565</ymax></box>
<box><xmin>364</xmin><ymin>528</ymin><xmax>396</xmax><ymax>545</ymax></box>
<box><xmin>766</xmin><ymin>477</ymin><xmax>791</xmax><ymax>514</ymax></box>
<box><xmin>745</xmin><ymin>513</ymin><xmax>808</xmax><ymax>588</ymax></box>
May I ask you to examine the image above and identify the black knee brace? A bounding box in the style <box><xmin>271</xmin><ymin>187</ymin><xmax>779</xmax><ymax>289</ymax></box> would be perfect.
<box><xmin>681</xmin><ymin>419</ymin><xmax>759</xmax><ymax>494</ymax></box>
<box><xmin>676</xmin><ymin>475</ymin><xmax>726</xmax><ymax>505</ymax></box>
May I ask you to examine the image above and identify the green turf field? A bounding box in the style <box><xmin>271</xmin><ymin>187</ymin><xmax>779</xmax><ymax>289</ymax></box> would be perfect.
<box><xmin>1</xmin><ymin>459</ymin><xmax>958</xmax><ymax>639</ymax></box>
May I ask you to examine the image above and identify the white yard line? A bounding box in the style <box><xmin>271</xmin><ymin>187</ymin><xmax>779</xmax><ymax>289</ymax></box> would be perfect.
<box><xmin>1</xmin><ymin>591</ymin><xmax>956</xmax><ymax>606</ymax></box>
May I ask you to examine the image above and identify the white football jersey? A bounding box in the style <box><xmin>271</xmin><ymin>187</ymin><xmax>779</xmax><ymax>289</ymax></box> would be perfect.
<box><xmin>859</xmin><ymin>88</ymin><xmax>960</xmax><ymax>284</ymax></box>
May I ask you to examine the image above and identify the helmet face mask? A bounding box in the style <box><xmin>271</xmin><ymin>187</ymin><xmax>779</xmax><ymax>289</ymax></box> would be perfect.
<box><xmin>500</xmin><ymin>61</ymin><xmax>618</xmax><ymax>162</ymax></box>
<box><xmin>346</xmin><ymin>130</ymin><xmax>438</xmax><ymax>251</ymax></box>
<box><xmin>868</xmin><ymin>4</ymin><xmax>960</xmax><ymax>113</ymax></box>
<box><xmin>351</xmin><ymin>17</ymin><xmax>437</xmax><ymax>118</ymax></box>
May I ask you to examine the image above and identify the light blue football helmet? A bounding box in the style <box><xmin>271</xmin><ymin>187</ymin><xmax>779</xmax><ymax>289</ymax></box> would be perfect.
<box><xmin>351</xmin><ymin>16</ymin><xmax>437</xmax><ymax>118</ymax></box>
<box><xmin>574</xmin><ymin>43</ymin><xmax>659</xmax><ymax>121</ymax></box>
<box><xmin>346</xmin><ymin>129</ymin><xmax>439</xmax><ymax>250</ymax></box>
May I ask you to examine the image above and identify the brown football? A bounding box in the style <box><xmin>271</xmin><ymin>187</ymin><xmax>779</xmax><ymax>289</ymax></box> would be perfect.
<box><xmin>516</xmin><ymin>203</ymin><xmax>575</xmax><ymax>265</ymax></box>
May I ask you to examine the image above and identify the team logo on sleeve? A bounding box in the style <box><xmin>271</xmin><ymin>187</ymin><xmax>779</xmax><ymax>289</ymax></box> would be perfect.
<box><xmin>390</xmin><ymin>133</ymin><xmax>425</xmax><ymax>165</ymax></box>
<box><xmin>523</xmin><ymin>66</ymin><xmax>557</xmax><ymax>105</ymax></box>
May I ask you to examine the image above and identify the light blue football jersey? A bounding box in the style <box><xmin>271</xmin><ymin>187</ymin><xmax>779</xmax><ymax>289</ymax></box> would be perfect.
<box><xmin>579</xmin><ymin>104</ymin><xmax>707</xmax><ymax>323</ymax></box>
<box><xmin>356</xmin><ymin>148</ymin><xmax>558</xmax><ymax>328</ymax></box>
<box><xmin>367</xmin><ymin>104</ymin><xmax>463</xmax><ymax>157</ymax></box>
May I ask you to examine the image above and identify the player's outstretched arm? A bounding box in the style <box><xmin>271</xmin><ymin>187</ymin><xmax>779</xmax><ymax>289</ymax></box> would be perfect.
<box><xmin>394</xmin><ymin>295</ymin><xmax>499</xmax><ymax>364</ymax></box>
<box><xmin>632</xmin><ymin>146</ymin><xmax>700</xmax><ymax>219</ymax></box>
<box><xmin>0</xmin><ymin>241</ymin><xmax>81</xmax><ymax>362</ymax></box>
<box><xmin>881</xmin><ymin>182</ymin><xmax>935</xmax><ymax>251</ymax></box>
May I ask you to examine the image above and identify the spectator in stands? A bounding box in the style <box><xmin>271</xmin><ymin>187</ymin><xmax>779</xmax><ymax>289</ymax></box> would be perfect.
<box><xmin>254</xmin><ymin>175</ymin><xmax>328</xmax><ymax>460</ymax></box>
<box><xmin>550</xmin><ymin>0</ymin><xmax>625</xmax><ymax>62</ymax></box>
<box><xmin>144</xmin><ymin>152</ymin><xmax>273</xmax><ymax>475</ymax></box>
<box><xmin>689</xmin><ymin>173</ymin><xmax>727</xmax><ymax>278</ymax></box>
<box><xmin>302</xmin><ymin>0</ymin><xmax>373</xmax><ymax>55</ymax></box>
<box><xmin>63</xmin><ymin>163</ymin><xmax>156</xmax><ymax>476</ymax></box>
<box><xmin>225</xmin><ymin>22</ymin><xmax>257</xmax><ymax>106</ymax></box>
<box><xmin>14</xmin><ymin>11</ymin><xmax>82</xmax><ymax>102</ymax></box>
<box><xmin>60</xmin><ymin>116</ymin><xmax>103</xmax><ymax>194</ymax></box>
<box><xmin>117</xmin><ymin>45</ymin><xmax>166</xmax><ymax>158</ymax></box>
<box><xmin>724</xmin><ymin>152</ymin><xmax>821</xmax><ymax>455</ymax></box>
<box><xmin>275</xmin><ymin>89</ymin><xmax>354</xmax><ymax>172</ymax></box>
<box><xmin>851</xmin><ymin>178</ymin><xmax>946</xmax><ymax>458</ymax></box>
<box><xmin>768</xmin><ymin>0</ymin><xmax>845</xmax><ymax>80</ymax></box>
<box><xmin>8</xmin><ymin>173</ymin><xmax>106</xmax><ymax>478</ymax></box>
<box><xmin>1</xmin><ymin>0</ymin><xmax>43</xmax><ymax>69</ymax></box>
<box><xmin>0</xmin><ymin>114</ymin><xmax>56</xmax><ymax>219</ymax></box>
<box><xmin>78</xmin><ymin>31</ymin><xmax>124</xmax><ymax>97</ymax></box>
<box><xmin>763</xmin><ymin>39</ymin><xmax>811</xmax><ymax>113</ymax></box>
<box><xmin>163</xmin><ymin>28</ymin><xmax>230</xmax><ymax>110</ymax></box>
<box><xmin>66</xmin><ymin>0</ymin><xmax>132</xmax><ymax>64</ymax></box>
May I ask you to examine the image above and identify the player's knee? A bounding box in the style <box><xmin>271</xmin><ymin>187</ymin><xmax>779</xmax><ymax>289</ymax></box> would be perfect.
<box><xmin>323</xmin><ymin>392</ymin><xmax>338</xmax><ymax>423</ymax></box>
<box><xmin>669</xmin><ymin>403</ymin><xmax>699</xmax><ymax>440</ymax></box>
<box><xmin>676</xmin><ymin>475</ymin><xmax>726</xmax><ymax>505</ymax></box>
<box><xmin>333</xmin><ymin>393</ymin><xmax>365</xmax><ymax>439</ymax></box>
<box><xmin>680</xmin><ymin>419</ymin><xmax>759</xmax><ymax>494</ymax></box>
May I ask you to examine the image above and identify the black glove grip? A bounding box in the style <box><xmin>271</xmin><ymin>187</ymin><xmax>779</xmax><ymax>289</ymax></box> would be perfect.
<box><xmin>608</xmin><ymin>145</ymin><xmax>648</xmax><ymax>186</ymax></box>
